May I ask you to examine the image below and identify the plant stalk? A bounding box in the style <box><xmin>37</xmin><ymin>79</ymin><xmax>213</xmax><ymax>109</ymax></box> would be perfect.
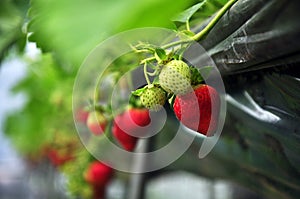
<box><xmin>192</xmin><ymin>0</ymin><xmax>238</xmax><ymax>41</ymax></box>
<box><xmin>162</xmin><ymin>0</ymin><xmax>238</xmax><ymax>50</ymax></box>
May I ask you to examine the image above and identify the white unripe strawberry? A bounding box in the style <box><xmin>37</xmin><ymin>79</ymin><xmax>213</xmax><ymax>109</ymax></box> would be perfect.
<box><xmin>159</xmin><ymin>60</ymin><xmax>191</xmax><ymax>95</ymax></box>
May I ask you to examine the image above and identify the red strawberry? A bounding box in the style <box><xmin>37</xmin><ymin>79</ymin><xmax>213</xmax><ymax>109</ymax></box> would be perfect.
<box><xmin>87</xmin><ymin>111</ymin><xmax>107</xmax><ymax>135</ymax></box>
<box><xmin>112</xmin><ymin>108</ymin><xmax>150</xmax><ymax>151</ymax></box>
<box><xmin>84</xmin><ymin>161</ymin><xmax>114</xmax><ymax>199</ymax></box>
<box><xmin>75</xmin><ymin>108</ymin><xmax>89</xmax><ymax>123</ymax></box>
<box><xmin>173</xmin><ymin>84</ymin><xmax>220</xmax><ymax>136</ymax></box>
<box><xmin>112</xmin><ymin>123</ymin><xmax>137</xmax><ymax>151</ymax></box>
<box><xmin>84</xmin><ymin>161</ymin><xmax>114</xmax><ymax>187</ymax></box>
<box><xmin>44</xmin><ymin>134</ymin><xmax>77</xmax><ymax>167</ymax></box>
<box><xmin>128</xmin><ymin>108</ymin><xmax>151</xmax><ymax>126</ymax></box>
<box><xmin>46</xmin><ymin>148</ymin><xmax>74</xmax><ymax>167</ymax></box>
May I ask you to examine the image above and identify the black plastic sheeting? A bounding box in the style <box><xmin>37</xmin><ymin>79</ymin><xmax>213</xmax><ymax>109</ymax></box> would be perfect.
<box><xmin>204</xmin><ymin>0</ymin><xmax>300</xmax><ymax>170</ymax></box>
<box><xmin>168</xmin><ymin>0</ymin><xmax>300</xmax><ymax>199</ymax></box>
<box><xmin>200</xmin><ymin>0</ymin><xmax>300</xmax><ymax>74</ymax></box>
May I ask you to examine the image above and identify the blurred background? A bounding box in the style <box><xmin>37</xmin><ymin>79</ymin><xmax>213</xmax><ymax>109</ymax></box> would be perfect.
<box><xmin>1</xmin><ymin>0</ymin><xmax>300</xmax><ymax>199</ymax></box>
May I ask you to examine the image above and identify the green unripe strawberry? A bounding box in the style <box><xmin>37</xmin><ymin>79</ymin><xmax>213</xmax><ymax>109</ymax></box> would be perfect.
<box><xmin>159</xmin><ymin>60</ymin><xmax>191</xmax><ymax>95</ymax></box>
<box><xmin>140</xmin><ymin>85</ymin><xmax>166</xmax><ymax>111</ymax></box>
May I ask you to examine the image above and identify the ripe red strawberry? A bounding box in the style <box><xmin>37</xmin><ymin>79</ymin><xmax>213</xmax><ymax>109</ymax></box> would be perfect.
<box><xmin>84</xmin><ymin>161</ymin><xmax>114</xmax><ymax>199</ymax></box>
<box><xmin>75</xmin><ymin>108</ymin><xmax>89</xmax><ymax>123</ymax></box>
<box><xmin>87</xmin><ymin>111</ymin><xmax>107</xmax><ymax>135</ymax></box>
<box><xmin>112</xmin><ymin>123</ymin><xmax>137</xmax><ymax>151</ymax></box>
<box><xmin>173</xmin><ymin>84</ymin><xmax>220</xmax><ymax>136</ymax></box>
<box><xmin>127</xmin><ymin>108</ymin><xmax>151</xmax><ymax>126</ymax></box>
<box><xmin>46</xmin><ymin>148</ymin><xmax>74</xmax><ymax>167</ymax></box>
<box><xmin>44</xmin><ymin>135</ymin><xmax>77</xmax><ymax>167</ymax></box>
<box><xmin>84</xmin><ymin>161</ymin><xmax>114</xmax><ymax>187</ymax></box>
<box><xmin>112</xmin><ymin>108</ymin><xmax>150</xmax><ymax>151</ymax></box>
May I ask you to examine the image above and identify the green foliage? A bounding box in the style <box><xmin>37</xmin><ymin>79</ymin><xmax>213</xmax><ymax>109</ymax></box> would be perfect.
<box><xmin>62</xmin><ymin>149</ymin><xmax>95</xmax><ymax>198</ymax></box>
<box><xmin>28</xmin><ymin>0</ymin><xmax>193</xmax><ymax>67</ymax></box>
<box><xmin>154</xmin><ymin>48</ymin><xmax>168</xmax><ymax>62</ymax></box>
<box><xmin>0</xmin><ymin>0</ymin><xmax>29</xmax><ymax>63</ymax></box>
<box><xmin>173</xmin><ymin>1</ymin><xmax>207</xmax><ymax>23</ymax></box>
<box><xmin>4</xmin><ymin>0</ymin><xmax>228</xmax><ymax>156</ymax></box>
<box><xmin>4</xmin><ymin>53</ymin><xmax>76</xmax><ymax>155</ymax></box>
<box><xmin>173</xmin><ymin>0</ymin><xmax>228</xmax><ymax>30</ymax></box>
<box><xmin>190</xmin><ymin>65</ymin><xmax>214</xmax><ymax>85</ymax></box>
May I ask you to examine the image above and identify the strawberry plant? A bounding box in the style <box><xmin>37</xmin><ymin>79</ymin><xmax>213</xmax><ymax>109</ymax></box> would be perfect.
<box><xmin>3</xmin><ymin>0</ymin><xmax>237</xmax><ymax>198</ymax></box>
<box><xmin>123</xmin><ymin>0</ymin><xmax>237</xmax><ymax>136</ymax></box>
<box><xmin>70</xmin><ymin>0</ymin><xmax>234</xmax><ymax>196</ymax></box>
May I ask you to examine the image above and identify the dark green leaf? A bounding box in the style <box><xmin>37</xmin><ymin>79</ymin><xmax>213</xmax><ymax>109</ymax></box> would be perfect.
<box><xmin>154</xmin><ymin>48</ymin><xmax>167</xmax><ymax>61</ymax></box>
<box><xmin>4</xmin><ymin>53</ymin><xmax>75</xmax><ymax>155</ymax></box>
<box><xmin>174</xmin><ymin>0</ymin><xmax>228</xmax><ymax>30</ymax></box>
<box><xmin>190</xmin><ymin>66</ymin><xmax>204</xmax><ymax>85</ymax></box>
<box><xmin>132</xmin><ymin>87</ymin><xmax>146</xmax><ymax>96</ymax></box>
<box><xmin>28</xmin><ymin>0</ymin><xmax>193</xmax><ymax>67</ymax></box>
<box><xmin>173</xmin><ymin>1</ymin><xmax>206</xmax><ymax>23</ymax></box>
<box><xmin>0</xmin><ymin>0</ymin><xmax>28</xmax><ymax>63</ymax></box>
<box><xmin>190</xmin><ymin>65</ymin><xmax>213</xmax><ymax>85</ymax></box>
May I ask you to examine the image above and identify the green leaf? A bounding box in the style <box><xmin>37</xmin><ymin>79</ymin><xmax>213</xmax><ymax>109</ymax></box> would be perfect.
<box><xmin>190</xmin><ymin>65</ymin><xmax>213</xmax><ymax>85</ymax></box>
<box><xmin>189</xmin><ymin>0</ymin><xmax>228</xmax><ymax>27</ymax></box>
<box><xmin>4</xmin><ymin>53</ymin><xmax>76</xmax><ymax>155</ymax></box>
<box><xmin>0</xmin><ymin>0</ymin><xmax>29</xmax><ymax>63</ymax></box>
<box><xmin>173</xmin><ymin>1</ymin><xmax>206</xmax><ymax>23</ymax></box>
<box><xmin>190</xmin><ymin>66</ymin><xmax>204</xmax><ymax>85</ymax></box>
<box><xmin>173</xmin><ymin>0</ymin><xmax>228</xmax><ymax>31</ymax></box>
<box><xmin>154</xmin><ymin>48</ymin><xmax>167</xmax><ymax>61</ymax></box>
<box><xmin>62</xmin><ymin>149</ymin><xmax>94</xmax><ymax>198</ymax></box>
<box><xmin>129</xmin><ymin>92</ymin><xmax>143</xmax><ymax>108</ymax></box>
<box><xmin>132</xmin><ymin>87</ymin><xmax>146</xmax><ymax>96</ymax></box>
<box><xmin>28</xmin><ymin>0</ymin><xmax>193</xmax><ymax>67</ymax></box>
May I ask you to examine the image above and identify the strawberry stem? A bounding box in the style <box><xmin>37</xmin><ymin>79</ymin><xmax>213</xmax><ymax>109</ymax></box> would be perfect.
<box><xmin>192</xmin><ymin>0</ymin><xmax>238</xmax><ymax>41</ymax></box>
<box><xmin>162</xmin><ymin>39</ymin><xmax>192</xmax><ymax>50</ymax></box>
<box><xmin>162</xmin><ymin>0</ymin><xmax>238</xmax><ymax>49</ymax></box>
<box><xmin>186</xmin><ymin>21</ymin><xmax>191</xmax><ymax>32</ymax></box>
<box><xmin>141</xmin><ymin>56</ymin><xmax>156</xmax><ymax>64</ymax></box>
<box><xmin>143</xmin><ymin>62</ymin><xmax>151</xmax><ymax>85</ymax></box>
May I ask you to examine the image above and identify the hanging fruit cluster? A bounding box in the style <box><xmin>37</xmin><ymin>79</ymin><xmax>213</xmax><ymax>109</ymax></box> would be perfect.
<box><xmin>131</xmin><ymin>45</ymin><xmax>221</xmax><ymax>136</ymax></box>
<box><xmin>65</xmin><ymin>0</ymin><xmax>240</xmax><ymax>195</ymax></box>
<box><xmin>67</xmin><ymin>47</ymin><xmax>221</xmax><ymax>198</ymax></box>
